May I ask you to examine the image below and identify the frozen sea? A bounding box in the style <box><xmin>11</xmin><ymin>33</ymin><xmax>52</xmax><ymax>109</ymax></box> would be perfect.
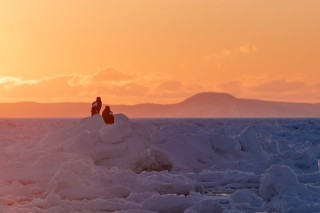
<box><xmin>0</xmin><ymin>115</ymin><xmax>320</xmax><ymax>213</ymax></box>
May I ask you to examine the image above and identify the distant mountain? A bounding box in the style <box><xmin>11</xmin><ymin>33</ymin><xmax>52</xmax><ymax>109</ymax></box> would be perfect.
<box><xmin>1</xmin><ymin>92</ymin><xmax>320</xmax><ymax>118</ymax></box>
<box><xmin>113</xmin><ymin>92</ymin><xmax>320</xmax><ymax>118</ymax></box>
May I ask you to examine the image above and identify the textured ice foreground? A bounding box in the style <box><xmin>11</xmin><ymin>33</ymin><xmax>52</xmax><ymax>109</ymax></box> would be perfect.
<box><xmin>0</xmin><ymin>116</ymin><xmax>320</xmax><ymax>212</ymax></box>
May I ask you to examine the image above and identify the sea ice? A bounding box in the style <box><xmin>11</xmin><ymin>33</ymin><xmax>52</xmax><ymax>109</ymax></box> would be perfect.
<box><xmin>0</xmin><ymin>116</ymin><xmax>319</xmax><ymax>212</ymax></box>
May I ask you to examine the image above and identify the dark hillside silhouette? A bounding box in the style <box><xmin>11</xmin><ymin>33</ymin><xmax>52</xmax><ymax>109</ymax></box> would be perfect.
<box><xmin>1</xmin><ymin>92</ymin><xmax>320</xmax><ymax>118</ymax></box>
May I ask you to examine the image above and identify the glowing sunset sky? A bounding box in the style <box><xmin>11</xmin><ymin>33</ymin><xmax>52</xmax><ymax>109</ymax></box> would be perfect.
<box><xmin>0</xmin><ymin>0</ymin><xmax>320</xmax><ymax>104</ymax></box>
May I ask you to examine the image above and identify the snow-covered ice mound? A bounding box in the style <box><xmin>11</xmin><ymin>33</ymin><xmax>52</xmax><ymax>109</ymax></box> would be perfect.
<box><xmin>0</xmin><ymin>116</ymin><xmax>320</xmax><ymax>212</ymax></box>
<box><xmin>259</xmin><ymin>165</ymin><xmax>320</xmax><ymax>213</ymax></box>
<box><xmin>62</xmin><ymin>114</ymin><xmax>172</xmax><ymax>173</ymax></box>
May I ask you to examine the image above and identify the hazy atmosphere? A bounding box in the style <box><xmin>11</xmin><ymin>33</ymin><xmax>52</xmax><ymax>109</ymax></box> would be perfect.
<box><xmin>1</xmin><ymin>0</ymin><xmax>320</xmax><ymax>106</ymax></box>
<box><xmin>1</xmin><ymin>2</ymin><xmax>320</xmax><ymax>212</ymax></box>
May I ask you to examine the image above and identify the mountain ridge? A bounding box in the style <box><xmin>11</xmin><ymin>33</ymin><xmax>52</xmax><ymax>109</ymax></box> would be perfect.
<box><xmin>0</xmin><ymin>92</ymin><xmax>320</xmax><ymax>118</ymax></box>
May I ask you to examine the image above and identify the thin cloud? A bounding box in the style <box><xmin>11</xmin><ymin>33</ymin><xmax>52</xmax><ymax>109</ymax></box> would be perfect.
<box><xmin>0</xmin><ymin>70</ymin><xmax>212</xmax><ymax>104</ymax></box>
<box><xmin>250</xmin><ymin>79</ymin><xmax>306</xmax><ymax>94</ymax></box>
<box><xmin>1</xmin><ymin>71</ymin><xmax>320</xmax><ymax>104</ymax></box>
<box><xmin>103</xmin><ymin>83</ymin><xmax>149</xmax><ymax>97</ymax></box>
<box><xmin>68</xmin><ymin>69</ymin><xmax>138</xmax><ymax>87</ymax></box>
<box><xmin>139</xmin><ymin>72</ymin><xmax>172</xmax><ymax>83</ymax></box>
<box><xmin>155</xmin><ymin>80</ymin><xmax>182</xmax><ymax>92</ymax></box>
<box><xmin>237</xmin><ymin>44</ymin><xmax>258</xmax><ymax>54</ymax></box>
<box><xmin>68</xmin><ymin>74</ymin><xmax>92</xmax><ymax>87</ymax></box>
<box><xmin>203</xmin><ymin>44</ymin><xmax>258</xmax><ymax>61</ymax></box>
<box><xmin>0</xmin><ymin>76</ymin><xmax>38</xmax><ymax>90</ymax></box>
<box><xmin>92</xmin><ymin>68</ymin><xmax>137</xmax><ymax>82</ymax></box>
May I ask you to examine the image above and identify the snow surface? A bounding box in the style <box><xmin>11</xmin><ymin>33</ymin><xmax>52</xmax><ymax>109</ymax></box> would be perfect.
<box><xmin>0</xmin><ymin>115</ymin><xmax>320</xmax><ymax>212</ymax></box>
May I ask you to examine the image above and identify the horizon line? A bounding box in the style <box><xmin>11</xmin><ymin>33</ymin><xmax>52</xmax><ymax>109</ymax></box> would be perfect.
<box><xmin>0</xmin><ymin>92</ymin><xmax>320</xmax><ymax>105</ymax></box>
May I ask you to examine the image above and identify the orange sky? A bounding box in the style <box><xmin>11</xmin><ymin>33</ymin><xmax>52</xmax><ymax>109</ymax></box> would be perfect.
<box><xmin>0</xmin><ymin>0</ymin><xmax>320</xmax><ymax>104</ymax></box>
